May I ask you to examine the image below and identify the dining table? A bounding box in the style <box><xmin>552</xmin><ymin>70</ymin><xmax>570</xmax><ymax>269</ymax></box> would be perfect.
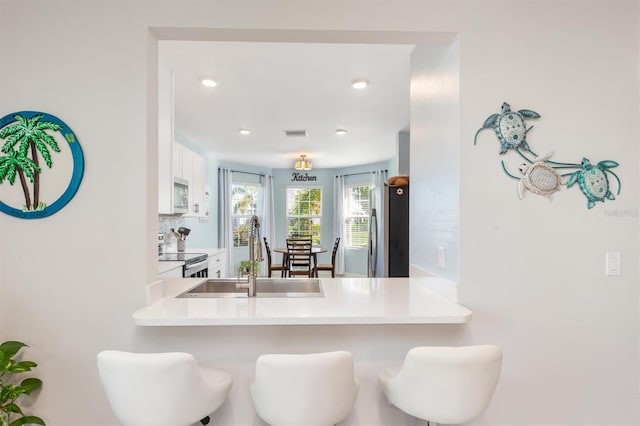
<box><xmin>274</xmin><ymin>246</ymin><xmax>327</xmax><ymax>277</ymax></box>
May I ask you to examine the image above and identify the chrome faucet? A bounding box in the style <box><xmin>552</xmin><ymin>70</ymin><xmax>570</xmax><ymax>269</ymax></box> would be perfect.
<box><xmin>236</xmin><ymin>215</ymin><xmax>263</xmax><ymax>296</ymax></box>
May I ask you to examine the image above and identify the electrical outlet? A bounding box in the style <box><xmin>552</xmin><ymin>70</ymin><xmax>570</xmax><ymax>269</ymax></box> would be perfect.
<box><xmin>605</xmin><ymin>251</ymin><xmax>621</xmax><ymax>276</ymax></box>
<box><xmin>437</xmin><ymin>246</ymin><xmax>446</xmax><ymax>269</ymax></box>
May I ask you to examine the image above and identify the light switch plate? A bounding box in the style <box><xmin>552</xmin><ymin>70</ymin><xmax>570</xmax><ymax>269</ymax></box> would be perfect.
<box><xmin>437</xmin><ymin>246</ymin><xmax>446</xmax><ymax>269</ymax></box>
<box><xmin>605</xmin><ymin>251</ymin><xmax>621</xmax><ymax>276</ymax></box>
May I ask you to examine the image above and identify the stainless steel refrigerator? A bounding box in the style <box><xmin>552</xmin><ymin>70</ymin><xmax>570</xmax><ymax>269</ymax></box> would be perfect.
<box><xmin>368</xmin><ymin>208</ymin><xmax>379</xmax><ymax>277</ymax></box>
<box><xmin>368</xmin><ymin>183</ymin><xmax>409</xmax><ymax>277</ymax></box>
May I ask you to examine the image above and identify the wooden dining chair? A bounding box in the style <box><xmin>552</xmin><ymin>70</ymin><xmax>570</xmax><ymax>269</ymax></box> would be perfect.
<box><xmin>315</xmin><ymin>237</ymin><xmax>340</xmax><ymax>277</ymax></box>
<box><xmin>264</xmin><ymin>237</ymin><xmax>287</xmax><ymax>278</ymax></box>
<box><xmin>286</xmin><ymin>237</ymin><xmax>314</xmax><ymax>277</ymax></box>
<box><xmin>289</xmin><ymin>233</ymin><xmax>312</xmax><ymax>239</ymax></box>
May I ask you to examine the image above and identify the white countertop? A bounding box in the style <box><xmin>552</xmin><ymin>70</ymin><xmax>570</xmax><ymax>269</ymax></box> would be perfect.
<box><xmin>133</xmin><ymin>277</ymin><xmax>472</xmax><ymax>326</ymax></box>
<box><xmin>189</xmin><ymin>247</ymin><xmax>226</xmax><ymax>257</ymax></box>
<box><xmin>160</xmin><ymin>246</ymin><xmax>225</xmax><ymax>257</ymax></box>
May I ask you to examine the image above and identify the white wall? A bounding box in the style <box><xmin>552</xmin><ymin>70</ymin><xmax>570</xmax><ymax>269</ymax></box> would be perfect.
<box><xmin>0</xmin><ymin>1</ymin><xmax>638</xmax><ymax>425</ymax></box>
<box><xmin>458</xmin><ymin>2</ymin><xmax>639</xmax><ymax>424</ymax></box>
<box><xmin>410</xmin><ymin>40</ymin><xmax>460</xmax><ymax>286</ymax></box>
<box><xmin>398</xmin><ymin>131</ymin><xmax>410</xmax><ymax>176</ymax></box>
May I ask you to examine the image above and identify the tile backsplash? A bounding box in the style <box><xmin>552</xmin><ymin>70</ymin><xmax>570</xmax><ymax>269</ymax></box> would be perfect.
<box><xmin>159</xmin><ymin>215</ymin><xmax>185</xmax><ymax>243</ymax></box>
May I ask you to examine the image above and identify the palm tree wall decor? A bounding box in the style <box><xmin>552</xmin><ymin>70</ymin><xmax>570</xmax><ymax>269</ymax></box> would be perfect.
<box><xmin>0</xmin><ymin>111</ymin><xmax>84</xmax><ymax>219</ymax></box>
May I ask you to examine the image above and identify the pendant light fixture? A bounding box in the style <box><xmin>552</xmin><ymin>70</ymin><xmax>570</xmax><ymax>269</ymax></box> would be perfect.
<box><xmin>294</xmin><ymin>154</ymin><xmax>312</xmax><ymax>171</ymax></box>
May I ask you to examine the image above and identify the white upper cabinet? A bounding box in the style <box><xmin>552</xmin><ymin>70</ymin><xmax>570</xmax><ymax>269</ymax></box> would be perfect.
<box><xmin>191</xmin><ymin>151</ymin><xmax>205</xmax><ymax>216</ymax></box>
<box><xmin>158</xmin><ymin>65</ymin><xmax>174</xmax><ymax>214</ymax></box>
<box><xmin>173</xmin><ymin>141</ymin><xmax>206</xmax><ymax>217</ymax></box>
<box><xmin>158</xmin><ymin>64</ymin><xmax>207</xmax><ymax>216</ymax></box>
<box><xmin>172</xmin><ymin>140</ymin><xmax>185</xmax><ymax>180</ymax></box>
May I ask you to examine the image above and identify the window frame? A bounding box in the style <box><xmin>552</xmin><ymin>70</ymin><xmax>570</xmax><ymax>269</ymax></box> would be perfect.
<box><xmin>343</xmin><ymin>184</ymin><xmax>371</xmax><ymax>250</ymax></box>
<box><xmin>231</xmin><ymin>182</ymin><xmax>262</xmax><ymax>248</ymax></box>
<box><xmin>286</xmin><ymin>185</ymin><xmax>323</xmax><ymax>245</ymax></box>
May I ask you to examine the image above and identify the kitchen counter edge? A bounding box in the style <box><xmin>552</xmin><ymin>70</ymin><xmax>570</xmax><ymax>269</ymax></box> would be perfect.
<box><xmin>133</xmin><ymin>277</ymin><xmax>472</xmax><ymax>327</ymax></box>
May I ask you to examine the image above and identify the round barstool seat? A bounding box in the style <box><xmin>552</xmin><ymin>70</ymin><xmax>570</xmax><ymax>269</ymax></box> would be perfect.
<box><xmin>250</xmin><ymin>350</ymin><xmax>358</xmax><ymax>426</ymax></box>
<box><xmin>97</xmin><ymin>350</ymin><xmax>232</xmax><ymax>426</ymax></box>
<box><xmin>379</xmin><ymin>345</ymin><xmax>502</xmax><ymax>425</ymax></box>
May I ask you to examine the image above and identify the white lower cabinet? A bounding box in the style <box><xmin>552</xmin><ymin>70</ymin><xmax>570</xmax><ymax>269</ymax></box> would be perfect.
<box><xmin>209</xmin><ymin>252</ymin><xmax>226</xmax><ymax>278</ymax></box>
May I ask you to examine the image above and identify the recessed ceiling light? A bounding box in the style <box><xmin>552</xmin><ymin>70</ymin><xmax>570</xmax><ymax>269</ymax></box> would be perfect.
<box><xmin>239</xmin><ymin>129</ymin><xmax>251</xmax><ymax>135</ymax></box>
<box><xmin>335</xmin><ymin>129</ymin><xmax>348</xmax><ymax>136</ymax></box>
<box><xmin>351</xmin><ymin>78</ymin><xmax>369</xmax><ymax>89</ymax></box>
<box><xmin>201</xmin><ymin>78</ymin><xmax>218</xmax><ymax>88</ymax></box>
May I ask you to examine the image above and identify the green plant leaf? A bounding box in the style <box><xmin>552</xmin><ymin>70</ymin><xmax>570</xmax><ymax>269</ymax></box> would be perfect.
<box><xmin>0</xmin><ymin>358</ymin><xmax>13</xmax><ymax>374</ymax></box>
<box><xmin>0</xmin><ymin>342</ymin><xmax>26</xmax><ymax>359</ymax></box>
<box><xmin>5</xmin><ymin>402</ymin><xmax>24</xmax><ymax>415</ymax></box>
<box><xmin>0</xmin><ymin>383</ymin><xmax>21</xmax><ymax>401</ymax></box>
<box><xmin>8</xmin><ymin>362</ymin><xmax>37</xmax><ymax>374</ymax></box>
<box><xmin>1</xmin><ymin>382</ymin><xmax>16</xmax><ymax>397</ymax></box>
<box><xmin>9</xmin><ymin>415</ymin><xmax>46</xmax><ymax>426</ymax></box>
<box><xmin>0</xmin><ymin>341</ymin><xmax>43</xmax><ymax>425</ymax></box>
<box><xmin>18</xmin><ymin>379</ymin><xmax>42</xmax><ymax>395</ymax></box>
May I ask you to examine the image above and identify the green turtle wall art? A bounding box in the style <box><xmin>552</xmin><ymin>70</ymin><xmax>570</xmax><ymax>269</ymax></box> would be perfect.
<box><xmin>474</xmin><ymin>102</ymin><xmax>621</xmax><ymax>209</ymax></box>
<box><xmin>566</xmin><ymin>158</ymin><xmax>620</xmax><ymax>209</ymax></box>
<box><xmin>474</xmin><ymin>102</ymin><xmax>541</xmax><ymax>154</ymax></box>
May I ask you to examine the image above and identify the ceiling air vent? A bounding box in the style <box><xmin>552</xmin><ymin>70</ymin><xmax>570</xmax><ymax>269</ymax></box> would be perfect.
<box><xmin>285</xmin><ymin>130</ymin><xmax>308</xmax><ymax>137</ymax></box>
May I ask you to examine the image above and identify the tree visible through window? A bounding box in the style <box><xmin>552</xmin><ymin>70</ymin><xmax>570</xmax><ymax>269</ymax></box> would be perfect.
<box><xmin>232</xmin><ymin>184</ymin><xmax>260</xmax><ymax>247</ymax></box>
<box><xmin>286</xmin><ymin>187</ymin><xmax>322</xmax><ymax>244</ymax></box>
<box><xmin>344</xmin><ymin>185</ymin><xmax>370</xmax><ymax>249</ymax></box>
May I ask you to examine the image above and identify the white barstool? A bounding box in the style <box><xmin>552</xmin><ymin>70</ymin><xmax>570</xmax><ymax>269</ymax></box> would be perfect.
<box><xmin>379</xmin><ymin>345</ymin><xmax>502</xmax><ymax>425</ymax></box>
<box><xmin>97</xmin><ymin>350</ymin><xmax>232</xmax><ymax>426</ymax></box>
<box><xmin>250</xmin><ymin>351</ymin><xmax>359</xmax><ymax>426</ymax></box>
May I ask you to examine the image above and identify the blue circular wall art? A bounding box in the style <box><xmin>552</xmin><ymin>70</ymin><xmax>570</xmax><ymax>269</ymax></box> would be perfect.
<box><xmin>0</xmin><ymin>111</ymin><xmax>84</xmax><ymax>219</ymax></box>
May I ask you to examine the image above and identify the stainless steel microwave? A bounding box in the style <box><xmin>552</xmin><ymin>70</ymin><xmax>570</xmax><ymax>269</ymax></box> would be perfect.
<box><xmin>173</xmin><ymin>177</ymin><xmax>189</xmax><ymax>214</ymax></box>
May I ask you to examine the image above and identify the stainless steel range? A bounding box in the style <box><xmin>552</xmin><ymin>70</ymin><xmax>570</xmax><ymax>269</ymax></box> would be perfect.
<box><xmin>159</xmin><ymin>252</ymin><xmax>209</xmax><ymax>278</ymax></box>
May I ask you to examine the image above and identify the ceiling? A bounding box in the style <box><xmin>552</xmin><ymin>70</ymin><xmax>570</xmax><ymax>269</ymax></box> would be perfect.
<box><xmin>159</xmin><ymin>41</ymin><xmax>414</xmax><ymax>169</ymax></box>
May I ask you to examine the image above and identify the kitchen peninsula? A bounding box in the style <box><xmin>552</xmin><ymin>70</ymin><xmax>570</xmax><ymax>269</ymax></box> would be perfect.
<box><xmin>133</xmin><ymin>276</ymin><xmax>471</xmax><ymax>326</ymax></box>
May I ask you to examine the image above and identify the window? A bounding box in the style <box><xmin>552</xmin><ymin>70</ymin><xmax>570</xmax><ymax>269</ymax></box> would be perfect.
<box><xmin>344</xmin><ymin>185</ymin><xmax>370</xmax><ymax>249</ymax></box>
<box><xmin>286</xmin><ymin>187</ymin><xmax>322</xmax><ymax>244</ymax></box>
<box><xmin>232</xmin><ymin>183</ymin><xmax>261</xmax><ymax>247</ymax></box>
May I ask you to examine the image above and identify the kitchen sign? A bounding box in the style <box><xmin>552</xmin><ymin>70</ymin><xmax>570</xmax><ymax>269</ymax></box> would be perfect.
<box><xmin>0</xmin><ymin>111</ymin><xmax>84</xmax><ymax>219</ymax></box>
<box><xmin>291</xmin><ymin>172</ymin><xmax>317</xmax><ymax>182</ymax></box>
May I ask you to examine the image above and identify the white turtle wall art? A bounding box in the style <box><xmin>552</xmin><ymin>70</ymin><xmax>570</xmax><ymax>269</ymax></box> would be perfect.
<box><xmin>516</xmin><ymin>152</ymin><xmax>563</xmax><ymax>200</ymax></box>
<box><xmin>474</xmin><ymin>102</ymin><xmax>541</xmax><ymax>154</ymax></box>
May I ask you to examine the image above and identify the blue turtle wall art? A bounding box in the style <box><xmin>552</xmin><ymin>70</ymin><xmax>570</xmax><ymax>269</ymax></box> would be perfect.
<box><xmin>566</xmin><ymin>158</ymin><xmax>620</xmax><ymax>209</ymax></box>
<box><xmin>474</xmin><ymin>102</ymin><xmax>540</xmax><ymax>154</ymax></box>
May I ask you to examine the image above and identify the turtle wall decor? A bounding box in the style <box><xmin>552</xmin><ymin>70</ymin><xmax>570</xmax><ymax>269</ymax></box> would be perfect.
<box><xmin>566</xmin><ymin>158</ymin><xmax>620</xmax><ymax>209</ymax></box>
<box><xmin>474</xmin><ymin>102</ymin><xmax>540</xmax><ymax>154</ymax></box>
<box><xmin>474</xmin><ymin>102</ymin><xmax>621</xmax><ymax>209</ymax></box>
<box><xmin>505</xmin><ymin>152</ymin><xmax>564</xmax><ymax>200</ymax></box>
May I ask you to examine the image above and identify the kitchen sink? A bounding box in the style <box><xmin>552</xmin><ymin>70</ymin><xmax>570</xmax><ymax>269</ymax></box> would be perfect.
<box><xmin>177</xmin><ymin>278</ymin><xmax>323</xmax><ymax>298</ymax></box>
